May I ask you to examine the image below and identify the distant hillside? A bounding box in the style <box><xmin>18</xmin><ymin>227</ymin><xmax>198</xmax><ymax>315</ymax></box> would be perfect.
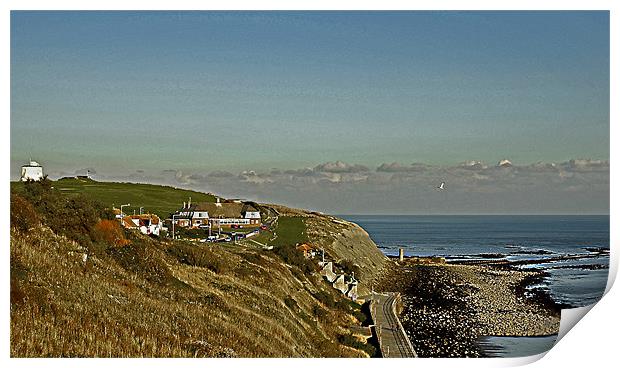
<box><xmin>11</xmin><ymin>178</ymin><xmax>216</xmax><ymax>219</ymax></box>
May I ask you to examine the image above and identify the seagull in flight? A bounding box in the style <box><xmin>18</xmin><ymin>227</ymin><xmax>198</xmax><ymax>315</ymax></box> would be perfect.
<box><xmin>437</xmin><ymin>181</ymin><xmax>445</xmax><ymax>190</ymax></box>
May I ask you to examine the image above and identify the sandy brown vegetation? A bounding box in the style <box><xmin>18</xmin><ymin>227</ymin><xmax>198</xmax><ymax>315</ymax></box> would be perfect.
<box><xmin>11</xmin><ymin>226</ymin><xmax>373</xmax><ymax>357</ymax></box>
<box><xmin>10</xmin><ymin>181</ymin><xmax>377</xmax><ymax>357</ymax></box>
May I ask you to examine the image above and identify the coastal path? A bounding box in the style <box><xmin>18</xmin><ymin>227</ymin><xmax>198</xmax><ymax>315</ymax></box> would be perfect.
<box><xmin>370</xmin><ymin>292</ymin><xmax>417</xmax><ymax>358</ymax></box>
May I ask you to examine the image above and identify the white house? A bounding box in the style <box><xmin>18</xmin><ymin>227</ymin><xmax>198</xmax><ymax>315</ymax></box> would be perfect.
<box><xmin>171</xmin><ymin>199</ymin><xmax>262</xmax><ymax>228</ymax></box>
<box><xmin>21</xmin><ymin>160</ymin><xmax>44</xmax><ymax>181</ymax></box>
<box><xmin>121</xmin><ymin>214</ymin><xmax>162</xmax><ymax>236</ymax></box>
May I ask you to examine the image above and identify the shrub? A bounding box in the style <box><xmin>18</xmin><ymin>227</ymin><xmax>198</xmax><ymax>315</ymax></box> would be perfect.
<box><xmin>167</xmin><ymin>244</ymin><xmax>231</xmax><ymax>274</ymax></box>
<box><xmin>10</xmin><ymin>194</ymin><xmax>40</xmax><ymax>232</ymax></box>
<box><xmin>353</xmin><ymin>310</ymin><xmax>368</xmax><ymax>325</ymax></box>
<box><xmin>241</xmin><ymin>252</ymin><xmax>263</xmax><ymax>265</ymax></box>
<box><xmin>107</xmin><ymin>240</ymin><xmax>176</xmax><ymax>285</ymax></box>
<box><xmin>92</xmin><ymin>220</ymin><xmax>130</xmax><ymax>247</ymax></box>
<box><xmin>338</xmin><ymin>260</ymin><xmax>361</xmax><ymax>279</ymax></box>
<box><xmin>15</xmin><ymin>180</ymin><xmax>114</xmax><ymax>246</ymax></box>
<box><xmin>313</xmin><ymin>291</ymin><xmax>335</xmax><ymax>308</ymax></box>
<box><xmin>338</xmin><ymin>333</ymin><xmax>376</xmax><ymax>357</ymax></box>
<box><xmin>335</xmin><ymin>299</ymin><xmax>353</xmax><ymax>312</ymax></box>
<box><xmin>284</xmin><ymin>297</ymin><xmax>299</xmax><ymax>312</ymax></box>
<box><xmin>312</xmin><ymin>305</ymin><xmax>327</xmax><ymax>321</ymax></box>
<box><xmin>274</xmin><ymin>244</ymin><xmax>316</xmax><ymax>273</ymax></box>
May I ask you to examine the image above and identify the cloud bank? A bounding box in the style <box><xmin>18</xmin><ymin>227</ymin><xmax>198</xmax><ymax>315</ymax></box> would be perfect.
<box><xmin>47</xmin><ymin>159</ymin><xmax>609</xmax><ymax>215</ymax></box>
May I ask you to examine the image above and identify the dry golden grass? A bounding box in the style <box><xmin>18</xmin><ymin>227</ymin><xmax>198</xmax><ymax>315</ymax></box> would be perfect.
<box><xmin>10</xmin><ymin>226</ymin><xmax>366</xmax><ymax>357</ymax></box>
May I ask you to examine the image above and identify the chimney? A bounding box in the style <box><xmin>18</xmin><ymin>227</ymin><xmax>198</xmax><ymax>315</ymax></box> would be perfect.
<box><xmin>188</xmin><ymin>197</ymin><xmax>191</xmax><ymax>207</ymax></box>
<box><xmin>399</xmin><ymin>248</ymin><xmax>404</xmax><ymax>262</ymax></box>
<box><xmin>183</xmin><ymin>201</ymin><xmax>186</xmax><ymax>209</ymax></box>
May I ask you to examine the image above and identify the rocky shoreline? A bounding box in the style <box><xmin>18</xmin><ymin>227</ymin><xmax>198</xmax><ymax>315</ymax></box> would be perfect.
<box><xmin>375</xmin><ymin>261</ymin><xmax>561</xmax><ymax>357</ymax></box>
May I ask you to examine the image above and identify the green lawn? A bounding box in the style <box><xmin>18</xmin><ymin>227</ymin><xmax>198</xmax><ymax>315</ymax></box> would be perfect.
<box><xmin>267</xmin><ymin>216</ymin><xmax>308</xmax><ymax>246</ymax></box>
<box><xmin>11</xmin><ymin>178</ymin><xmax>216</xmax><ymax>219</ymax></box>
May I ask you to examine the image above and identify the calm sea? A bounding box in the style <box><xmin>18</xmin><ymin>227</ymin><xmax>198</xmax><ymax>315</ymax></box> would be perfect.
<box><xmin>341</xmin><ymin>215</ymin><xmax>609</xmax><ymax>357</ymax></box>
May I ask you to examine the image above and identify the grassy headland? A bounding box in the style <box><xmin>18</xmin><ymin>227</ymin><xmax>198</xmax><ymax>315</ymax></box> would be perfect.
<box><xmin>10</xmin><ymin>179</ymin><xmax>387</xmax><ymax>357</ymax></box>
<box><xmin>11</xmin><ymin>177</ymin><xmax>217</xmax><ymax>219</ymax></box>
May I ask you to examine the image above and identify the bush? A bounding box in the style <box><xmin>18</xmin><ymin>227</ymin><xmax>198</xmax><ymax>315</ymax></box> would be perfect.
<box><xmin>338</xmin><ymin>333</ymin><xmax>376</xmax><ymax>357</ymax></box>
<box><xmin>10</xmin><ymin>194</ymin><xmax>40</xmax><ymax>232</ymax></box>
<box><xmin>15</xmin><ymin>179</ymin><xmax>114</xmax><ymax>246</ymax></box>
<box><xmin>314</xmin><ymin>290</ymin><xmax>335</xmax><ymax>308</ymax></box>
<box><xmin>274</xmin><ymin>244</ymin><xmax>316</xmax><ymax>274</ymax></box>
<box><xmin>12</xmin><ymin>178</ymin><xmax>114</xmax><ymax>246</ymax></box>
<box><xmin>312</xmin><ymin>305</ymin><xmax>327</xmax><ymax>321</ymax></box>
<box><xmin>107</xmin><ymin>240</ymin><xmax>176</xmax><ymax>285</ymax></box>
<box><xmin>353</xmin><ymin>310</ymin><xmax>368</xmax><ymax>325</ymax></box>
<box><xmin>167</xmin><ymin>244</ymin><xmax>230</xmax><ymax>274</ymax></box>
<box><xmin>241</xmin><ymin>252</ymin><xmax>263</xmax><ymax>265</ymax></box>
<box><xmin>284</xmin><ymin>297</ymin><xmax>299</xmax><ymax>312</ymax></box>
<box><xmin>92</xmin><ymin>220</ymin><xmax>131</xmax><ymax>247</ymax></box>
<box><xmin>338</xmin><ymin>260</ymin><xmax>361</xmax><ymax>279</ymax></box>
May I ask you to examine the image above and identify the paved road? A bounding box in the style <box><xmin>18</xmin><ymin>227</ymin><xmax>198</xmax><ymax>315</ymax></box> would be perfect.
<box><xmin>372</xmin><ymin>292</ymin><xmax>417</xmax><ymax>358</ymax></box>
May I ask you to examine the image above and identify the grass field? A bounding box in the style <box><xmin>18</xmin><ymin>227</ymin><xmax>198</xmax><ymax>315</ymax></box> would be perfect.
<box><xmin>11</xmin><ymin>178</ymin><xmax>216</xmax><ymax>219</ymax></box>
<box><xmin>269</xmin><ymin>216</ymin><xmax>308</xmax><ymax>246</ymax></box>
<box><xmin>249</xmin><ymin>216</ymin><xmax>308</xmax><ymax>246</ymax></box>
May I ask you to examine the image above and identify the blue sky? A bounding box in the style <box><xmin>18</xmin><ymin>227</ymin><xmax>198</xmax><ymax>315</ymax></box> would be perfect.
<box><xmin>10</xmin><ymin>11</ymin><xmax>609</xmax><ymax>213</ymax></box>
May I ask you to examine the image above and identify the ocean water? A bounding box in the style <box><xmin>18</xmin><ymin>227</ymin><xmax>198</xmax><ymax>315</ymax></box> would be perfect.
<box><xmin>477</xmin><ymin>335</ymin><xmax>558</xmax><ymax>358</ymax></box>
<box><xmin>341</xmin><ymin>215</ymin><xmax>609</xmax><ymax>357</ymax></box>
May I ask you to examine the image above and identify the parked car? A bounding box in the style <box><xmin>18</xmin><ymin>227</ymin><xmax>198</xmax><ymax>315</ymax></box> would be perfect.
<box><xmin>260</xmin><ymin>225</ymin><xmax>268</xmax><ymax>230</ymax></box>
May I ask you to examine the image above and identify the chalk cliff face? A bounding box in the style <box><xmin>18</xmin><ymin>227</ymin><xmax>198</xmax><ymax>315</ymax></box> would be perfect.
<box><xmin>267</xmin><ymin>204</ymin><xmax>390</xmax><ymax>295</ymax></box>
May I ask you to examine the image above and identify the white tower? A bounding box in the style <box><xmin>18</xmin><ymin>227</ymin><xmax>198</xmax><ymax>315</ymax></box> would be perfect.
<box><xmin>21</xmin><ymin>160</ymin><xmax>44</xmax><ymax>181</ymax></box>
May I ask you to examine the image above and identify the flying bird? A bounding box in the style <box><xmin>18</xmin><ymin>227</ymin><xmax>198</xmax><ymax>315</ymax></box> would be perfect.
<box><xmin>437</xmin><ymin>182</ymin><xmax>445</xmax><ymax>190</ymax></box>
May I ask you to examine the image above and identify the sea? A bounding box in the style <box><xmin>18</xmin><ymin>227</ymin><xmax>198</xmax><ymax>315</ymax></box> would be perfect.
<box><xmin>341</xmin><ymin>215</ymin><xmax>610</xmax><ymax>357</ymax></box>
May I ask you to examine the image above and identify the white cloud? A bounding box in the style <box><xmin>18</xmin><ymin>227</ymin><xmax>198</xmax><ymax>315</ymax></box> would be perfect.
<box><xmin>44</xmin><ymin>158</ymin><xmax>609</xmax><ymax>214</ymax></box>
<box><xmin>314</xmin><ymin>161</ymin><xmax>369</xmax><ymax>173</ymax></box>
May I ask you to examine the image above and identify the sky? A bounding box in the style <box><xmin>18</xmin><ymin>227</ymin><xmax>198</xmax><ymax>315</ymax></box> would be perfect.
<box><xmin>10</xmin><ymin>11</ymin><xmax>610</xmax><ymax>214</ymax></box>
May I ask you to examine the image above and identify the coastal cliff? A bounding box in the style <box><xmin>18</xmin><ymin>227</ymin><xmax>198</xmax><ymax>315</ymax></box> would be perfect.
<box><xmin>267</xmin><ymin>204</ymin><xmax>389</xmax><ymax>295</ymax></box>
<box><xmin>10</xmin><ymin>180</ymin><xmax>386</xmax><ymax>357</ymax></box>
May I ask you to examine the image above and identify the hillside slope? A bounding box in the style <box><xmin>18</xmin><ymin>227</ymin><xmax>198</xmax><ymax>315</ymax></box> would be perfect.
<box><xmin>10</xmin><ymin>180</ymin><xmax>386</xmax><ymax>357</ymax></box>
<box><xmin>11</xmin><ymin>225</ymin><xmax>371</xmax><ymax>357</ymax></box>
<box><xmin>267</xmin><ymin>205</ymin><xmax>389</xmax><ymax>295</ymax></box>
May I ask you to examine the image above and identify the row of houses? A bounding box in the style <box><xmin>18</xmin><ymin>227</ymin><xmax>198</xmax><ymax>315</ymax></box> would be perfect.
<box><xmin>114</xmin><ymin>197</ymin><xmax>262</xmax><ymax>237</ymax></box>
<box><xmin>171</xmin><ymin>198</ymin><xmax>261</xmax><ymax>229</ymax></box>
<box><xmin>320</xmin><ymin>261</ymin><xmax>358</xmax><ymax>301</ymax></box>
<box><xmin>296</xmin><ymin>242</ymin><xmax>359</xmax><ymax>301</ymax></box>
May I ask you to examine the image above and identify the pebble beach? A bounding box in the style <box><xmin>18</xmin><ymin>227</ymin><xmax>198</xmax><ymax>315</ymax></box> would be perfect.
<box><xmin>375</xmin><ymin>261</ymin><xmax>561</xmax><ymax>357</ymax></box>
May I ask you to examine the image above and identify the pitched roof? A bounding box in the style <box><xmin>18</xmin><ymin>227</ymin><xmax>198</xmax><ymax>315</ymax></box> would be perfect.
<box><xmin>194</xmin><ymin>202</ymin><xmax>245</xmax><ymax>218</ymax></box>
<box><xmin>296</xmin><ymin>243</ymin><xmax>313</xmax><ymax>252</ymax></box>
<box><xmin>128</xmin><ymin>214</ymin><xmax>160</xmax><ymax>224</ymax></box>
<box><xmin>241</xmin><ymin>203</ymin><xmax>260</xmax><ymax>213</ymax></box>
<box><xmin>121</xmin><ymin>216</ymin><xmax>138</xmax><ymax>228</ymax></box>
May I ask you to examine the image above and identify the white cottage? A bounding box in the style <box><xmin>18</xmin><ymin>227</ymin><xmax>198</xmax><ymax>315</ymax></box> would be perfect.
<box><xmin>171</xmin><ymin>199</ymin><xmax>262</xmax><ymax>228</ymax></box>
<box><xmin>21</xmin><ymin>160</ymin><xmax>44</xmax><ymax>181</ymax></box>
